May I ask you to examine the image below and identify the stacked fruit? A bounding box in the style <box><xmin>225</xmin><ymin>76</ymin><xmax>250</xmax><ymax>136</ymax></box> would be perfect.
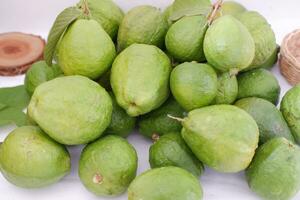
<box><xmin>1</xmin><ymin>0</ymin><xmax>300</xmax><ymax>200</ymax></box>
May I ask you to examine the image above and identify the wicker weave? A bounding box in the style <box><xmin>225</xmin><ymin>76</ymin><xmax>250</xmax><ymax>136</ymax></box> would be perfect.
<box><xmin>279</xmin><ymin>29</ymin><xmax>300</xmax><ymax>85</ymax></box>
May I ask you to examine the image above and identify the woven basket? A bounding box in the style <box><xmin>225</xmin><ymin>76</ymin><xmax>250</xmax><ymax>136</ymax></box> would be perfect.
<box><xmin>279</xmin><ymin>29</ymin><xmax>300</xmax><ymax>85</ymax></box>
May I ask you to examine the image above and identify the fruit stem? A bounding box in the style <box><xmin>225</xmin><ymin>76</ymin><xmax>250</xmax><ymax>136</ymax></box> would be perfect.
<box><xmin>229</xmin><ymin>68</ymin><xmax>239</xmax><ymax>77</ymax></box>
<box><xmin>81</xmin><ymin>0</ymin><xmax>91</xmax><ymax>18</ymax></box>
<box><xmin>167</xmin><ymin>114</ymin><xmax>185</xmax><ymax>122</ymax></box>
<box><xmin>207</xmin><ymin>0</ymin><xmax>224</xmax><ymax>25</ymax></box>
<box><xmin>152</xmin><ymin>133</ymin><xmax>160</xmax><ymax>142</ymax></box>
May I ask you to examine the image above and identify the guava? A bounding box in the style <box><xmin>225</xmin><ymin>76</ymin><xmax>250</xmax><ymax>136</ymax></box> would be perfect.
<box><xmin>28</xmin><ymin>75</ymin><xmax>112</xmax><ymax>145</ymax></box>
<box><xmin>24</xmin><ymin>61</ymin><xmax>63</xmax><ymax>95</ymax></box>
<box><xmin>78</xmin><ymin>0</ymin><xmax>124</xmax><ymax>40</ymax></box>
<box><xmin>260</xmin><ymin>45</ymin><xmax>279</xmax><ymax>69</ymax></box>
<box><xmin>128</xmin><ymin>166</ymin><xmax>203</xmax><ymax>200</ymax></box>
<box><xmin>213</xmin><ymin>72</ymin><xmax>238</xmax><ymax>104</ymax></box>
<box><xmin>170</xmin><ymin>62</ymin><xmax>218</xmax><ymax>111</ymax></box>
<box><xmin>219</xmin><ymin>1</ymin><xmax>246</xmax><ymax>17</ymax></box>
<box><xmin>149</xmin><ymin>133</ymin><xmax>204</xmax><ymax>177</ymax></box>
<box><xmin>162</xmin><ymin>5</ymin><xmax>173</xmax><ymax>27</ymax></box>
<box><xmin>138</xmin><ymin>97</ymin><xmax>185</xmax><ymax>138</ymax></box>
<box><xmin>165</xmin><ymin>15</ymin><xmax>207</xmax><ymax>62</ymax></box>
<box><xmin>0</xmin><ymin>126</ymin><xmax>70</xmax><ymax>188</ymax></box>
<box><xmin>79</xmin><ymin>135</ymin><xmax>137</xmax><ymax>196</ymax></box>
<box><xmin>117</xmin><ymin>5</ymin><xmax>168</xmax><ymax>51</ymax></box>
<box><xmin>281</xmin><ymin>84</ymin><xmax>300</xmax><ymax>144</ymax></box>
<box><xmin>57</xmin><ymin>19</ymin><xmax>116</xmax><ymax>79</ymax></box>
<box><xmin>203</xmin><ymin>15</ymin><xmax>255</xmax><ymax>72</ymax></box>
<box><xmin>235</xmin><ymin>97</ymin><xmax>294</xmax><ymax>144</ymax></box>
<box><xmin>104</xmin><ymin>92</ymin><xmax>136</xmax><ymax>138</ymax></box>
<box><xmin>237</xmin><ymin>68</ymin><xmax>280</xmax><ymax>105</ymax></box>
<box><xmin>110</xmin><ymin>44</ymin><xmax>171</xmax><ymax>117</ymax></box>
<box><xmin>237</xmin><ymin>11</ymin><xmax>277</xmax><ymax>70</ymax></box>
<box><xmin>181</xmin><ymin>105</ymin><xmax>259</xmax><ymax>173</ymax></box>
<box><xmin>246</xmin><ymin>137</ymin><xmax>300</xmax><ymax>200</ymax></box>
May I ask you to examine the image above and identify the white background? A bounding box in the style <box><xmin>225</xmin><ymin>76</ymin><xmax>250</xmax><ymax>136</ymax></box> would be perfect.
<box><xmin>0</xmin><ymin>0</ymin><xmax>299</xmax><ymax>200</ymax></box>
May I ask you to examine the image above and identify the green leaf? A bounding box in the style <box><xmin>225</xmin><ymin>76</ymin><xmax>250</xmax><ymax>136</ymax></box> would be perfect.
<box><xmin>0</xmin><ymin>107</ymin><xmax>28</xmax><ymax>127</ymax></box>
<box><xmin>170</xmin><ymin>0</ymin><xmax>212</xmax><ymax>21</ymax></box>
<box><xmin>44</xmin><ymin>7</ymin><xmax>82</xmax><ymax>66</ymax></box>
<box><xmin>0</xmin><ymin>85</ymin><xmax>30</xmax><ymax>110</ymax></box>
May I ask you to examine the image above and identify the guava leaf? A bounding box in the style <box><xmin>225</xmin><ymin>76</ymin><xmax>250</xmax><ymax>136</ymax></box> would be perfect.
<box><xmin>44</xmin><ymin>7</ymin><xmax>82</xmax><ymax>66</ymax></box>
<box><xmin>170</xmin><ymin>0</ymin><xmax>212</xmax><ymax>21</ymax></box>
<box><xmin>0</xmin><ymin>85</ymin><xmax>30</xmax><ymax>110</ymax></box>
<box><xmin>0</xmin><ymin>107</ymin><xmax>28</xmax><ymax>127</ymax></box>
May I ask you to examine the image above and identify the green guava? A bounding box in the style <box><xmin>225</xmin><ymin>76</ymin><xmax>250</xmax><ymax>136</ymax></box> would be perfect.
<box><xmin>128</xmin><ymin>166</ymin><xmax>203</xmax><ymax>200</ymax></box>
<box><xmin>235</xmin><ymin>97</ymin><xmax>294</xmax><ymax>144</ymax></box>
<box><xmin>281</xmin><ymin>84</ymin><xmax>300</xmax><ymax>144</ymax></box>
<box><xmin>237</xmin><ymin>11</ymin><xmax>277</xmax><ymax>70</ymax></box>
<box><xmin>149</xmin><ymin>133</ymin><xmax>204</xmax><ymax>177</ymax></box>
<box><xmin>246</xmin><ymin>137</ymin><xmax>300</xmax><ymax>200</ymax></box>
<box><xmin>163</xmin><ymin>5</ymin><xmax>173</xmax><ymax>27</ymax></box>
<box><xmin>0</xmin><ymin>126</ymin><xmax>70</xmax><ymax>188</ymax></box>
<box><xmin>110</xmin><ymin>44</ymin><xmax>171</xmax><ymax>117</ymax></box>
<box><xmin>117</xmin><ymin>5</ymin><xmax>168</xmax><ymax>51</ymax></box>
<box><xmin>213</xmin><ymin>72</ymin><xmax>238</xmax><ymax>104</ymax></box>
<box><xmin>57</xmin><ymin>19</ymin><xmax>116</xmax><ymax>79</ymax></box>
<box><xmin>79</xmin><ymin>135</ymin><xmax>137</xmax><ymax>196</ymax></box>
<box><xmin>203</xmin><ymin>15</ymin><xmax>255</xmax><ymax>72</ymax></box>
<box><xmin>104</xmin><ymin>92</ymin><xmax>136</xmax><ymax>138</ymax></box>
<box><xmin>219</xmin><ymin>1</ymin><xmax>246</xmax><ymax>17</ymax></box>
<box><xmin>237</xmin><ymin>68</ymin><xmax>280</xmax><ymax>105</ymax></box>
<box><xmin>28</xmin><ymin>75</ymin><xmax>112</xmax><ymax>145</ymax></box>
<box><xmin>24</xmin><ymin>61</ymin><xmax>63</xmax><ymax>95</ymax></box>
<box><xmin>138</xmin><ymin>97</ymin><xmax>185</xmax><ymax>138</ymax></box>
<box><xmin>170</xmin><ymin>62</ymin><xmax>218</xmax><ymax>111</ymax></box>
<box><xmin>78</xmin><ymin>0</ymin><xmax>124</xmax><ymax>40</ymax></box>
<box><xmin>165</xmin><ymin>15</ymin><xmax>207</xmax><ymax>62</ymax></box>
<box><xmin>181</xmin><ymin>105</ymin><xmax>259</xmax><ymax>173</ymax></box>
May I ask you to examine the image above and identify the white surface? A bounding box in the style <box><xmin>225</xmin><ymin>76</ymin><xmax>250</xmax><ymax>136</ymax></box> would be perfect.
<box><xmin>0</xmin><ymin>0</ymin><xmax>300</xmax><ymax>200</ymax></box>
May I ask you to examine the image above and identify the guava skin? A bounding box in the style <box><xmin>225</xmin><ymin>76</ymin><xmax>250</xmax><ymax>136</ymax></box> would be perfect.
<box><xmin>149</xmin><ymin>133</ymin><xmax>204</xmax><ymax>177</ymax></box>
<box><xmin>203</xmin><ymin>15</ymin><xmax>255</xmax><ymax>72</ymax></box>
<box><xmin>260</xmin><ymin>45</ymin><xmax>279</xmax><ymax>69</ymax></box>
<box><xmin>246</xmin><ymin>137</ymin><xmax>300</xmax><ymax>200</ymax></box>
<box><xmin>219</xmin><ymin>1</ymin><xmax>246</xmax><ymax>17</ymax></box>
<box><xmin>170</xmin><ymin>62</ymin><xmax>218</xmax><ymax>111</ymax></box>
<box><xmin>235</xmin><ymin>97</ymin><xmax>295</xmax><ymax>144</ymax></box>
<box><xmin>79</xmin><ymin>135</ymin><xmax>138</xmax><ymax>196</ymax></box>
<box><xmin>237</xmin><ymin>11</ymin><xmax>277</xmax><ymax>70</ymax></box>
<box><xmin>213</xmin><ymin>72</ymin><xmax>238</xmax><ymax>104</ymax></box>
<box><xmin>104</xmin><ymin>93</ymin><xmax>136</xmax><ymax>138</ymax></box>
<box><xmin>128</xmin><ymin>166</ymin><xmax>203</xmax><ymax>200</ymax></box>
<box><xmin>0</xmin><ymin>126</ymin><xmax>70</xmax><ymax>188</ymax></box>
<box><xmin>57</xmin><ymin>19</ymin><xmax>116</xmax><ymax>80</ymax></box>
<box><xmin>79</xmin><ymin>0</ymin><xmax>124</xmax><ymax>40</ymax></box>
<box><xmin>138</xmin><ymin>97</ymin><xmax>185</xmax><ymax>138</ymax></box>
<box><xmin>281</xmin><ymin>84</ymin><xmax>300</xmax><ymax>144</ymax></box>
<box><xmin>28</xmin><ymin>75</ymin><xmax>112</xmax><ymax>145</ymax></box>
<box><xmin>165</xmin><ymin>15</ymin><xmax>207</xmax><ymax>62</ymax></box>
<box><xmin>181</xmin><ymin>105</ymin><xmax>259</xmax><ymax>173</ymax></box>
<box><xmin>117</xmin><ymin>5</ymin><xmax>168</xmax><ymax>52</ymax></box>
<box><xmin>237</xmin><ymin>68</ymin><xmax>280</xmax><ymax>105</ymax></box>
<box><xmin>110</xmin><ymin>44</ymin><xmax>171</xmax><ymax>117</ymax></box>
<box><xmin>25</xmin><ymin>61</ymin><xmax>63</xmax><ymax>95</ymax></box>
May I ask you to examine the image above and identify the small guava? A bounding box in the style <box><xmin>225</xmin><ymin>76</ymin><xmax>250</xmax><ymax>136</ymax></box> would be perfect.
<box><xmin>0</xmin><ymin>126</ymin><xmax>70</xmax><ymax>188</ymax></box>
<box><xmin>149</xmin><ymin>133</ymin><xmax>204</xmax><ymax>177</ymax></box>
<box><xmin>24</xmin><ymin>61</ymin><xmax>63</xmax><ymax>95</ymax></box>
<box><xmin>128</xmin><ymin>167</ymin><xmax>203</xmax><ymax>200</ymax></box>
<box><xmin>57</xmin><ymin>19</ymin><xmax>116</xmax><ymax>79</ymax></box>
<box><xmin>181</xmin><ymin>105</ymin><xmax>259</xmax><ymax>173</ymax></box>
<box><xmin>203</xmin><ymin>15</ymin><xmax>255</xmax><ymax>72</ymax></box>
<box><xmin>79</xmin><ymin>135</ymin><xmax>137</xmax><ymax>196</ymax></box>
<box><xmin>28</xmin><ymin>75</ymin><xmax>112</xmax><ymax>145</ymax></box>
<box><xmin>213</xmin><ymin>72</ymin><xmax>238</xmax><ymax>104</ymax></box>
<box><xmin>170</xmin><ymin>62</ymin><xmax>218</xmax><ymax>111</ymax></box>
<box><xmin>246</xmin><ymin>137</ymin><xmax>300</xmax><ymax>200</ymax></box>
<box><xmin>111</xmin><ymin>44</ymin><xmax>171</xmax><ymax>117</ymax></box>
<box><xmin>237</xmin><ymin>68</ymin><xmax>280</xmax><ymax>105</ymax></box>
<box><xmin>117</xmin><ymin>6</ymin><xmax>168</xmax><ymax>51</ymax></box>
<box><xmin>165</xmin><ymin>15</ymin><xmax>208</xmax><ymax>62</ymax></box>
<box><xmin>281</xmin><ymin>84</ymin><xmax>300</xmax><ymax>144</ymax></box>
<box><xmin>138</xmin><ymin>97</ymin><xmax>185</xmax><ymax>138</ymax></box>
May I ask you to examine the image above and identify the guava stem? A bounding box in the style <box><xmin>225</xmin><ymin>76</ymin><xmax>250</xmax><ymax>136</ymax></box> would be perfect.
<box><xmin>152</xmin><ymin>133</ymin><xmax>160</xmax><ymax>142</ymax></box>
<box><xmin>167</xmin><ymin>114</ymin><xmax>185</xmax><ymax>122</ymax></box>
<box><xmin>82</xmin><ymin>0</ymin><xmax>90</xmax><ymax>17</ymax></box>
<box><xmin>229</xmin><ymin>68</ymin><xmax>239</xmax><ymax>77</ymax></box>
<box><xmin>207</xmin><ymin>0</ymin><xmax>224</xmax><ymax>25</ymax></box>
